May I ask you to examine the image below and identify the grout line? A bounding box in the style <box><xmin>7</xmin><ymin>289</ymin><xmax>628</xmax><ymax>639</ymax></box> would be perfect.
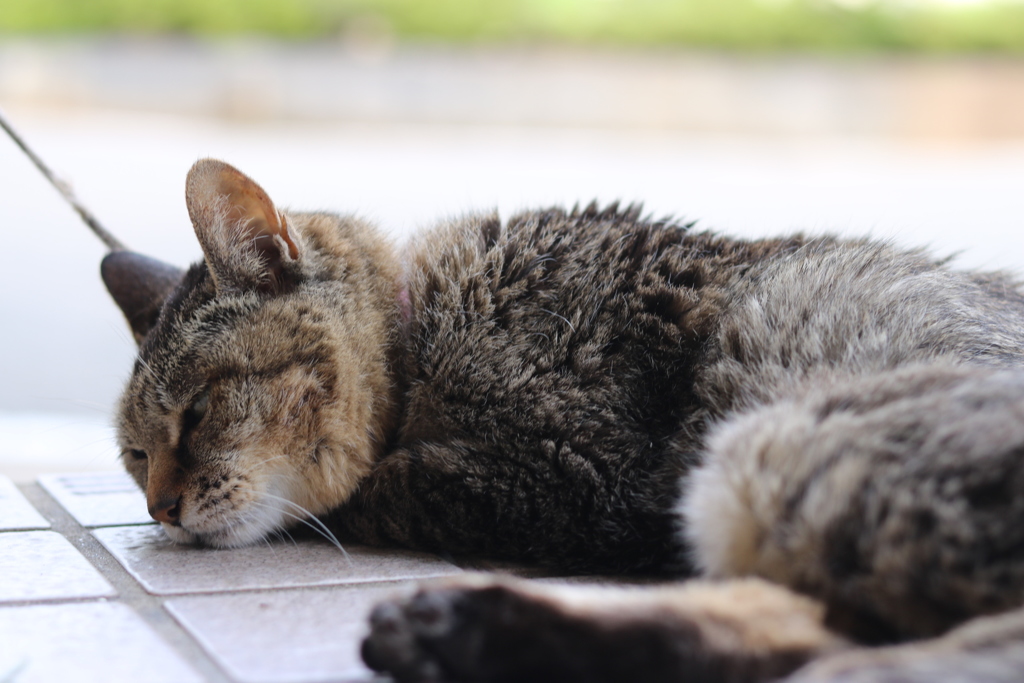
<box><xmin>9</xmin><ymin>480</ymin><xmax>635</xmax><ymax>682</ymax></box>
<box><xmin>16</xmin><ymin>482</ymin><xmax>235</xmax><ymax>683</ymax></box>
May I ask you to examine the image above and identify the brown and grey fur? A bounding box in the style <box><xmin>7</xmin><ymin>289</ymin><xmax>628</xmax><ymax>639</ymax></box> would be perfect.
<box><xmin>105</xmin><ymin>159</ymin><xmax>1024</xmax><ymax>682</ymax></box>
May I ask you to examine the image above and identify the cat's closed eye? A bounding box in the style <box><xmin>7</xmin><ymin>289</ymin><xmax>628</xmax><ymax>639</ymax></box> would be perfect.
<box><xmin>128</xmin><ymin>449</ymin><xmax>147</xmax><ymax>460</ymax></box>
<box><xmin>189</xmin><ymin>388</ymin><xmax>210</xmax><ymax>418</ymax></box>
<box><xmin>182</xmin><ymin>387</ymin><xmax>211</xmax><ymax>432</ymax></box>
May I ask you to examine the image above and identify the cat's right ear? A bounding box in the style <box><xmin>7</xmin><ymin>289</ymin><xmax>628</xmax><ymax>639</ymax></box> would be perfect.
<box><xmin>185</xmin><ymin>158</ymin><xmax>301</xmax><ymax>295</ymax></box>
<box><xmin>101</xmin><ymin>251</ymin><xmax>185</xmax><ymax>345</ymax></box>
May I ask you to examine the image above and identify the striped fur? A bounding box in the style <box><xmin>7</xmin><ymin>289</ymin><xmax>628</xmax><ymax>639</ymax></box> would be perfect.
<box><xmin>108</xmin><ymin>159</ymin><xmax>1024</xmax><ymax>681</ymax></box>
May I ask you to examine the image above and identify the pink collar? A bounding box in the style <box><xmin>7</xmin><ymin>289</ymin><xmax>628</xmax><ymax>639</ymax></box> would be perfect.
<box><xmin>397</xmin><ymin>287</ymin><xmax>412</xmax><ymax>323</ymax></box>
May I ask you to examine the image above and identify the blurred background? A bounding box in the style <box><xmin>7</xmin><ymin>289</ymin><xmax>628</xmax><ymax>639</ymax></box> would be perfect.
<box><xmin>2</xmin><ymin>0</ymin><xmax>1024</xmax><ymax>480</ymax></box>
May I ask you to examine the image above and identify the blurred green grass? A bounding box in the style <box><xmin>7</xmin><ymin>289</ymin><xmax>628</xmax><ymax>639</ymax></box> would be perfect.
<box><xmin>3</xmin><ymin>0</ymin><xmax>1024</xmax><ymax>52</ymax></box>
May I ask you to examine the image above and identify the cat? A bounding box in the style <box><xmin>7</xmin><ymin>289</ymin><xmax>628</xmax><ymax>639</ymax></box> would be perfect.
<box><xmin>102</xmin><ymin>158</ymin><xmax>1024</xmax><ymax>682</ymax></box>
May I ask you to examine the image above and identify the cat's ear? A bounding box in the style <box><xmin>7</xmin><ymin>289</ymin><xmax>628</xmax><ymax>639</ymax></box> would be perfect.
<box><xmin>185</xmin><ymin>158</ymin><xmax>301</xmax><ymax>295</ymax></box>
<box><xmin>101</xmin><ymin>251</ymin><xmax>185</xmax><ymax>345</ymax></box>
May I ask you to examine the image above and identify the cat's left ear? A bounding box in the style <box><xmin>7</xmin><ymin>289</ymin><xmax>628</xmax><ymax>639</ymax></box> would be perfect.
<box><xmin>101</xmin><ymin>251</ymin><xmax>185</xmax><ymax>344</ymax></box>
<box><xmin>185</xmin><ymin>158</ymin><xmax>302</xmax><ymax>295</ymax></box>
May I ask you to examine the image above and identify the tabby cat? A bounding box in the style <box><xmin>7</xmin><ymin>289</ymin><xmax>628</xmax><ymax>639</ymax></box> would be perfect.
<box><xmin>103</xmin><ymin>158</ymin><xmax>1024</xmax><ymax>682</ymax></box>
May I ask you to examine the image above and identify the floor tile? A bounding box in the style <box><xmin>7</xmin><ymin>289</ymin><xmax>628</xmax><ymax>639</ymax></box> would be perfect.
<box><xmin>0</xmin><ymin>530</ymin><xmax>116</xmax><ymax>603</ymax></box>
<box><xmin>0</xmin><ymin>601</ymin><xmax>203</xmax><ymax>683</ymax></box>
<box><xmin>38</xmin><ymin>471</ymin><xmax>153</xmax><ymax>527</ymax></box>
<box><xmin>0</xmin><ymin>475</ymin><xmax>49</xmax><ymax>530</ymax></box>
<box><xmin>166</xmin><ymin>586</ymin><xmax>400</xmax><ymax>683</ymax></box>
<box><xmin>93</xmin><ymin>525</ymin><xmax>462</xmax><ymax>595</ymax></box>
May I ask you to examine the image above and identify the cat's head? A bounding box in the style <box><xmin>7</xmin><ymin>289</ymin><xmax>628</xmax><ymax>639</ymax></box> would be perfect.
<box><xmin>104</xmin><ymin>159</ymin><xmax>401</xmax><ymax>547</ymax></box>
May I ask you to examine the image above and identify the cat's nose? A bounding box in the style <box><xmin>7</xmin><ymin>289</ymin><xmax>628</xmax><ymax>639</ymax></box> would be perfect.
<box><xmin>149</xmin><ymin>496</ymin><xmax>182</xmax><ymax>525</ymax></box>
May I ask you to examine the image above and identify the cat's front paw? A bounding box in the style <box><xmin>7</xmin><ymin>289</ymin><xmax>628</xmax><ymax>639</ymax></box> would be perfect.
<box><xmin>361</xmin><ymin>591</ymin><xmax>449</xmax><ymax>682</ymax></box>
<box><xmin>361</xmin><ymin>576</ymin><xmax>531</xmax><ymax>683</ymax></box>
<box><xmin>362</xmin><ymin>576</ymin><xmax>847</xmax><ymax>683</ymax></box>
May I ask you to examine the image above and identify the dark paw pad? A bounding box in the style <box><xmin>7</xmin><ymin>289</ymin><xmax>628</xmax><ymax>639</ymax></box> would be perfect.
<box><xmin>362</xmin><ymin>606</ymin><xmax>420</xmax><ymax>679</ymax></box>
<box><xmin>362</xmin><ymin>583</ymin><xmax>495</xmax><ymax>683</ymax></box>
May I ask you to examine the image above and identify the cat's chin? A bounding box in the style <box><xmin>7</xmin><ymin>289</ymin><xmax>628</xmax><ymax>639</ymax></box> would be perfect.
<box><xmin>160</xmin><ymin>518</ymin><xmax>282</xmax><ymax>548</ymax></box>
<box><xmin>160</xmin><ymin>523</ymin><xmax>201</xmax><ymax>546</ymax></box>
<box><xmin>159</xmin><ymin>495</ymin><xmax>292</xmax><ymax>549</ymax></box>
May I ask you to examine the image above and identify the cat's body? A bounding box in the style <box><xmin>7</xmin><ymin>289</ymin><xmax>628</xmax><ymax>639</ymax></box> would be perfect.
<box><xmin>105</xmin><ymin>159</ymin><xmax>1024</xmax><ymax>682</ymax></box>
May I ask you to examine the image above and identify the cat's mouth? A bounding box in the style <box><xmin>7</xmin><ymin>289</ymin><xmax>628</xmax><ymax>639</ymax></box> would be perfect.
<box><xmin>161</xmin><ymin>518</ymin><xmax>278</xmax><ymax>549</ymax></box>
<box><xmin>161</xmin><ymin>483</ymin><xmax>296</xmax><ymax>549</ymax></box>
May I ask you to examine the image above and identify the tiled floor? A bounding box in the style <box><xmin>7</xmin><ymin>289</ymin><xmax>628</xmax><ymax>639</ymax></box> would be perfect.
<box><xmin>0</xmin><ymin>472</ymin><xmax>566</xmax><ymax>683</ymax></box>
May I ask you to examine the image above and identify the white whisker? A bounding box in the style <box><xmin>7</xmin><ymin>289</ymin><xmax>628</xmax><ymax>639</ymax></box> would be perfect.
<box><xmin>260</xmin><ymin>492</ymin><xmax>351</xmax><ymax>562</ymax></box>
<box><xmin>253</xmin><ymin>500</ymin><xmax>351</xmax><ymax>562</ymax></box>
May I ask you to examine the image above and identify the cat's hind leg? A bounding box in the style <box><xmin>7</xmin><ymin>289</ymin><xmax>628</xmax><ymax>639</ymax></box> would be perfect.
<box><xmin>685</xmin><ymin>364</ymin><xmax>1024</xmax><ymax>641</ymax></box>
<box><xmin>785</xmin><ymin>606</ymin><xmax>1024</xmax><ymax>683</ymax></box>
<box><xmin>362</xmin><ymin>575</ymin><xmax>847</xmax><ymax>683</ymax></box>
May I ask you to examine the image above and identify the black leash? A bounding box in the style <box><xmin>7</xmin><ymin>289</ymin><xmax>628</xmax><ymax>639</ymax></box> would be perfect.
<box><xmin>0</xmin><ymin>106</ymin><xmax>126</xmax><ymax>252</ymax></box>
